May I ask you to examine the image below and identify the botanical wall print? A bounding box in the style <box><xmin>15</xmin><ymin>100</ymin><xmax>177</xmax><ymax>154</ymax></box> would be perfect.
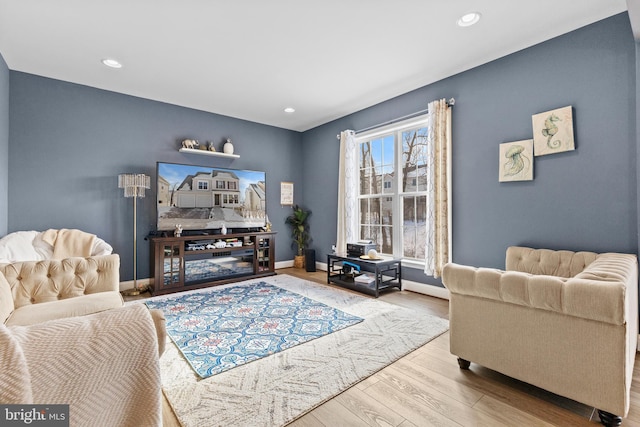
<box><xmin>532</xmin><ymin>105</ymin><xmax>575</xmax><ymax>156</ymax></box>
<box><xmin>499</xmin><ymin>139</ymin><xmax>533</xmax><ymax>182</ymax></box>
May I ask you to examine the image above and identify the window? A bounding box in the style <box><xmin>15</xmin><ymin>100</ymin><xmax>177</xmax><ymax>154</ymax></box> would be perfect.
<box><xmin>197</xmin><ymin>181</ymin><xmax>208</xmax><ymax>190</ymax></box>
<box><xmin>228</xmin><ymin>182</ymin><xmax>237</xmax><ymax>190</ymax></box>
<box><xmin>356</xmin><ymin>115</ymin><xmax>429</xmax><ymax>263</ymax></box>
<box><xmin>216</xmin><ymin>181</ymin><xmax>225</xmax><ymax>189</ymax></box>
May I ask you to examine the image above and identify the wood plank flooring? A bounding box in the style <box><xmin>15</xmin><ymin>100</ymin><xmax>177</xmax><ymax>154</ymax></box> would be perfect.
<box><xmin>158</xmin><ymin>268</ymin><xmax>640</xmax><ymax>426</ymax></box>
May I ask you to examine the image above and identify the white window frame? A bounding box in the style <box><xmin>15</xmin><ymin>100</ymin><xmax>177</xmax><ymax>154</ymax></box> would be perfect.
<box><xmin>355</xmin><ymin>114</ymin><xmax>430</xmax><ymax>267</ymax></box>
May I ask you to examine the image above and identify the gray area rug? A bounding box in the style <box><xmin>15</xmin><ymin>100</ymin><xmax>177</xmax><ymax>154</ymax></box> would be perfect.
<box><xmin>157</xmin><ymin>274</ymin><xmax>449</xmax><ymax>427</ymax></box>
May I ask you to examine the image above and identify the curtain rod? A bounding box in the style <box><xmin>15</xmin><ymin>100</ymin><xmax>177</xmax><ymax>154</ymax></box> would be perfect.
<box><xmin>336</xmin><ymin>97</ymin><xmax>455</xmax><ymax>140</ymax></box>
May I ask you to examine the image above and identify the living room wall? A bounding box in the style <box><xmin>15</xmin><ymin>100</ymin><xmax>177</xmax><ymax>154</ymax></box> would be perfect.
<box><xmin>302</xmin><ymin>12</ymin><xmax>637</xmax><ymax>287</ymax></box>
<box><xmin>0</xmin><ymin>53</ymin><xmax>8</xmax><ymax>236</ymax></box>
<box><xmin>8</xmin><ymin>75</ymin><xmax>303</xmax><ymax>281</ymax></box>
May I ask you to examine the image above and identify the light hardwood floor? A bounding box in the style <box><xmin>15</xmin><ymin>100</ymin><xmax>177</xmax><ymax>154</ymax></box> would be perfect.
<box><xmin>159</xmin><ymin>268</ymin><xmax>640</xmax><ymax>426</ymax></box>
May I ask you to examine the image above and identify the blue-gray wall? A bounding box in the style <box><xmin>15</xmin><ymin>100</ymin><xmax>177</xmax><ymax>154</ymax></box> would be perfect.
<box><xmin>3</xmin><ymin>13</ymin><xmax>638</xmax><ymax>288</ymax></box>
<box><xmin>303</xmin><ymin>13</ymin><xmax>638</xmax><ymax>286</ymax></box>
<box><xmin>0</xmin><ymin>53</ymin><xmax>8</xmax><ymax>236</ymax></box>
<box><xmin>8</xmin><ymin>74</ymin><xmax>303</xmax><ymax>280</ymax></box>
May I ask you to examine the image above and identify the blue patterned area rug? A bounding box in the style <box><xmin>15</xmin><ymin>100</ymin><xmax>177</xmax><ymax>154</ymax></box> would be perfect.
<box><xmin>145</xmin><ymin>282</ymin><xmax>363</xmax><ymax>378</ymax></box>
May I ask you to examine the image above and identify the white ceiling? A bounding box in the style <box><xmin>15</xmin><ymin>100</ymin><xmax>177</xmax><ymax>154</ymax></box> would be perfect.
<box><xmin>0</xmin><ymin>1</ymin><xmax>630</xmax><ymax>132</ymax></box>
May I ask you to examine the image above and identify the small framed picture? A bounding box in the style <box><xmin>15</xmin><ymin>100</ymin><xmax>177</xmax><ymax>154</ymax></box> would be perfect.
<box><xmin>532</xmin><ymin>106</ymin><xmax>575</xmax><ymax>156</ymax></box>
<box><xmin>499</xmin><ymin>139</ymin><xmax>534</xmax><ymax>182</ymax></box>
<box><xmin>280</xmin><ymin>182</ymin><xmax>294</xmax><ymax>205</ymax></box>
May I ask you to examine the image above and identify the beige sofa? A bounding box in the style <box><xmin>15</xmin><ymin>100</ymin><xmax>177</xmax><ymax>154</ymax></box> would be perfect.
<box><xmin>442</xmin><ymin>246</ymin><xmax>638</xmax><ymax>426</ymax></box>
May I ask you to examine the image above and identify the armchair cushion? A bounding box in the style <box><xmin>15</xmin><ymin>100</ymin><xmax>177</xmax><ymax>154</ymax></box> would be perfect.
<box><xmin>5</xmin><ymin>292</ymin><xmax>123</xmax><ymax>326</ymax></box>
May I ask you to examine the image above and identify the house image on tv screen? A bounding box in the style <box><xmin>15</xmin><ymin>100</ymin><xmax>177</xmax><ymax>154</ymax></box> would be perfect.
<box><xmin>175</xmin><ymin>170</ymin><xmax>242</xmax><ymax>208</ymax></box>
<box><xmin>156</xmin><ymin>162</ymin><xmax>266</xmax><ymax>231</ymax></box>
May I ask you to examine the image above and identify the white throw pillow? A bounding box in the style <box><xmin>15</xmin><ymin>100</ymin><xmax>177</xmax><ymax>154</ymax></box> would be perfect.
<box><xmin>0</xmin><ymin>231</ymin><xmax>43</xmax><ymax>262</ymax></box>
<box><xmin>92</xmin><ymin>237</ymin><xmax>113</xmax><ymax>256</ymax></box>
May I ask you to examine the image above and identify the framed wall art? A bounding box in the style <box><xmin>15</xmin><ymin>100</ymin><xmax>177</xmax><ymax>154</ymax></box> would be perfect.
<box><xmin>499</xmin><ymin>139</ymin><xmax>533</xmax><ymax>182</ymax></box>
<box><xmin>280</xmin><ymin>181</ymin><xmax>294</xmax><ymax>206</ymax></box>
<box><xmin>532</xmin><ymin>105</ymin><xmax>575</xmax><ymax>156</ymax></box>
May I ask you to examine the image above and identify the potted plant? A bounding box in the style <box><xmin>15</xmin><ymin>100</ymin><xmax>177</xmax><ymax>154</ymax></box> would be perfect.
<box><xmin>285</xmin><ymin>204</ymin><xmax>311</xmax><ymax>268</ymax></box>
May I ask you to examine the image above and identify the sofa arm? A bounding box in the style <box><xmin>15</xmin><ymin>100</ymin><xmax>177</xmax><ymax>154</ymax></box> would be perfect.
<box><xmin>0</xmin><ymin>254</ymin><xmax>120</xmax><ymax>309</ymax></box>
<box><xmin>442</xmin><ymin>261</ymin><xmax>628</xmax><ymax>325</ymax></box>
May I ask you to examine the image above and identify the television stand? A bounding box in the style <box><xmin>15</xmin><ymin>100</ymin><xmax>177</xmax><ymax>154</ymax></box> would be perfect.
<box><xmin>149</xmin><ymin>231</ymin><xmax>276</xmax><ymax>296</ymax></box>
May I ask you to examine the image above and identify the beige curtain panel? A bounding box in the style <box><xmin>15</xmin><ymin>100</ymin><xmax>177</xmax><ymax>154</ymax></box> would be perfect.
<box><xmin>424</xmin><ymin>98</ymin><xmax>452</xmax><ymax>278</ymax></box>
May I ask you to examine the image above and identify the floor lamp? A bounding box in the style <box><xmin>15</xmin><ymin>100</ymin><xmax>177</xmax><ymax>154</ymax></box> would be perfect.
<box><xmin>119</xmin><ymin>173</ymin><xmax>151</xmax><ymax>296</ymax></box>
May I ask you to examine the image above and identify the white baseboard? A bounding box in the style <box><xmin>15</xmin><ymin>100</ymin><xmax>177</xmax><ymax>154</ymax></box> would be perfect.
<box><xmin>276</xmin><ymin>260</ymin><xmax>327</xmax><ymax>272</ymax></box>
<box><xmin>275</xmin><ymin>260</ymin><xmax>294</xmax><ymax>269</ymax></box>
<box><xmin>402</xmin><ymin>280</ymin><xmax>450</xmax><ymax>300</ymax></box>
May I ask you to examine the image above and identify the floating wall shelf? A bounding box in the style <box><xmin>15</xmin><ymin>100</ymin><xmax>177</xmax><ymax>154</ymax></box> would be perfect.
<box><xmin>179</xmin><ymin>148</ymin><xmax>240</xmax><ymax>159</ymax></box>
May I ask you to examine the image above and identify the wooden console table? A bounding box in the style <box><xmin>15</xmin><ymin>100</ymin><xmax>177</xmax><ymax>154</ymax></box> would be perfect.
<box><xmin>149</xmin><ymin>231</ymin><xmax>276</xmax><ymax>296</ymax></box>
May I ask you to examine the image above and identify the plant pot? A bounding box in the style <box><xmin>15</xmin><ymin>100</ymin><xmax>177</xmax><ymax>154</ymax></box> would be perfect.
<box><xmin>293</xmin><ymin>255</ymin><xmax>305</xmax><ymax>269</ymax></box>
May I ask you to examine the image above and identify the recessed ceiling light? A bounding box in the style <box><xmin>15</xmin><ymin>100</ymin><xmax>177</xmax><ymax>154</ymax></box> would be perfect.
<box><xmin>102</xmin><ymin>58</ymin><xmax>123</xmax><ymax>69</ymax></box>
<box><xmin>457</xmin><ymin>12</ymin><xmax>481</xmax><ymax>27</ymax></box>
<box><xmin>284</xmin><ymin>107</ymin><xmax>295</xmax><ymax>113</ymax></box>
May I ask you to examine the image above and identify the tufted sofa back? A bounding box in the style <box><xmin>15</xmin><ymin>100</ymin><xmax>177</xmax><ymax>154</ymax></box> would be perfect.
<box><xmin>506</xmin><ymin>246</ymin><xmax>598</xmax><ymax>278</ymax></box>
<box><xmin>0</xmin><ymin>254</ymin><xmax>120</xmax><ymax>309</ymax></box>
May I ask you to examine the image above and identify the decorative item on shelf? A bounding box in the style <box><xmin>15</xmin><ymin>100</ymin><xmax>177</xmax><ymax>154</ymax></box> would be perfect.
<box><xmin>175</xmin><ymin>224</ymin><xmax>183</xmax><ymax>237</ymax></box>
<box><xmin>264</xmin><ymin>215</ymin><xmax>272</xmax><ymax>232</ymax></box>
<box><xmin>208</xmin><ymin>141</ymin><xmax>216</xmax><ymax>152</ymax></box>
<box><xmin>342</xmin><ymin>261</ymin><xmax>360</xmax><ymax>278</ymax></box>
<box><xmin>285</xmin><ymin>204</ymin><xmax>311</xmax><ymax>268</ymax></box>
<box><xmin>118</xmin><ymin>173</ymin><xmax>151</xmax><ymax>296</ymax></box>
<box><xmin>181</xmin><ymin>139</ymin><xmax>200</xmax><ymax>149</ymax></box>
<box><xmin>199</xmin><ymin>143</ymin><xmax>207</xmax><ymax>150</ymax></box>
<box><xmin>223</xmin><ymin>138</ymin><xmax>234</xmax><ymax>154</ymax></box>
<box><xmin>221</xmin><ymin>223</ymin><xmax>227</xmax><ymax>235</ymax></box>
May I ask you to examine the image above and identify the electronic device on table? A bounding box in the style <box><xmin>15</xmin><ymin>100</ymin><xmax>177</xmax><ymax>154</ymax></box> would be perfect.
<box><xmin>347</xmin><ymin>240</ymin><xmax>377</xmax><ymax>257</ymax></box>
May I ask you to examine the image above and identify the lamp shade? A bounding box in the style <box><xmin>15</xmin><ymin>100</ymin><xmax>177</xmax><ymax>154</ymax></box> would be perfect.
<box><xmin>118</xmin><ymin>173</ymin><xmax>150</xmax><ymax>198</ymax></box>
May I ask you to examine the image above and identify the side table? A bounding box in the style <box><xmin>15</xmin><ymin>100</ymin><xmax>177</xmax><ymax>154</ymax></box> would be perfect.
<box><xmin>327</xmin><ymin>253</ymin><xmax>402</xmax><ymax>297</ymax></box>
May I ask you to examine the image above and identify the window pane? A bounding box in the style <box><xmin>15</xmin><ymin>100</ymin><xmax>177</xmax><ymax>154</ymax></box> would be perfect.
<box><xmin>370</xmin><ymin>198</ymin><xmax>381</xmax><ymax>225</ymax></box>
<box><xmin>360</xmin><ymin>169</ymin><xmax>371</xmax><ymax>195</ymax></box>
<box><xmin>360</xmin><ymin>225</ymin><xmax>370</xmax><ymax>242</ymax></box>
<box><xmin>402</xmin><ymin>195</ymin><xmax>427</xmax><ymax>260</ymax></box>
<box><xmin>381</xmin><ymin>226</ymin><xmax>393</xmax><ymax>254</ymax></box>
<box><xmin>403</xmin><ymin>128</ymin><xmax>429</xmax><ymax>192</ymax></box>
<box><xmin>359</xmin><ymin>142</ymin><xmax>372</xmax><ymax>169</ymax></box>
<box><xmin>360</xmin><ymin>199</ymin><xmax>369</xmax><ymax>225</ymax></box>
<box><xmin>381</xmin><ymin>200</ymin><xmax>392</xmax><ymax>226</ymax></box>
<box><xmin>371</xmin><ymin>166</ymin><xmax>382</xmax><ymax>194</ymax></box>
<box><xmin>367</xmin><ymin>226</ymin><xmax>379</xmax><ymax>246</ymax></box>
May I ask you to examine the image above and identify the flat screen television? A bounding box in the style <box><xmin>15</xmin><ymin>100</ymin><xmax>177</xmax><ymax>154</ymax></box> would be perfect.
<box><xmin>156</xmin><ymin>161</ymin><xmax>266</xmax><ymax>232</ymax></box>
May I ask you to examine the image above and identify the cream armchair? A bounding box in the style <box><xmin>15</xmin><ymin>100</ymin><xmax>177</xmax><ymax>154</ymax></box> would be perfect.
<box><xmin>442</xmin><ymin>246</ymin><xmax>638</xmax><ymax>427</ymax></box>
